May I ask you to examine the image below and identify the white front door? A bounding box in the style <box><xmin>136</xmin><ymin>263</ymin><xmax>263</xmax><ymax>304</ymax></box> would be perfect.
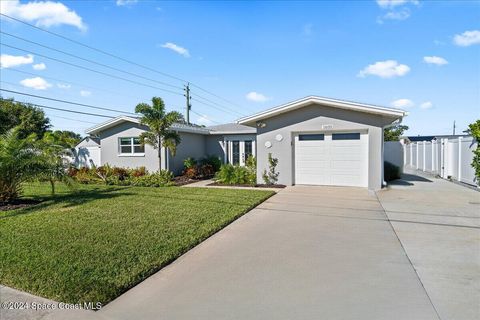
<box><xmin>294</xmin><ymin>132</ymin><xmax>368</xmax><ymax>187</ymax></box>
<box><xmin>227</xmin><ymin>139</ymin><xmax>255</xmax><ymax>166</ymax></box>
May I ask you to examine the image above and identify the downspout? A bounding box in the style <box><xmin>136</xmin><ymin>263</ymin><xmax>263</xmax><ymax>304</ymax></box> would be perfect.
<box><xmin>382</xmin><ymin>117</ymin><xmax>404</xmax><ymax>187</ymax></box>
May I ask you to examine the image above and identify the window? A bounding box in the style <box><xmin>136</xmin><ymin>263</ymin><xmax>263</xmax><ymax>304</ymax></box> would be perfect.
<box><xmin>332</xmin><ymin>133</ymin><xmax>360</xmax><ymax>140</ymax></box>
<box><xmin>119</xmin><ymin>137</ymin><xmax>144</xmax><ymax>155</ymax></box>
<box><xmin>232</xmin><ymin>141</ymin><xmax>240</xmax><ymax>165</ymax></box>
<box><xmin>244</xmin><ymin>140</ymin><xmax>253</xmax><ymax>159</ymax></box>
<box><xmin>299</xmin><ymin>134</ymin><xmax>324</xmax><ymax>141</ymax></box>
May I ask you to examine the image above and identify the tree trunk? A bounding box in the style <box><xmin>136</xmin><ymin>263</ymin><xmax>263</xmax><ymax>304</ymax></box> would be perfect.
<box><xmin>158</xmin><ymin>134</ymin><xmax>162</xmax><ymax>172</ymax></box>
<box><xmin>50</xmin><ymin>179</ymin><xmax>55</xmax><ymax>195</ymax></box>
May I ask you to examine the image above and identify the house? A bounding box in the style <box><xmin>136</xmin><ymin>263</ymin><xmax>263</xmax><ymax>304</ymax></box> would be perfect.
<box><xmin>83</xmin><ymin>96</ymin><xmax>406</xmax><ymax>190</ymax></box>
<box><xmin>73</xmin><ymin>136</ymin><xmax>101</xmax><ymax>168</ymax></box>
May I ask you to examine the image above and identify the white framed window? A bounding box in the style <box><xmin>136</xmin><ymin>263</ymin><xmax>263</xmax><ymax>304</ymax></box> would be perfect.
<box><xmin>119</xmin><ymin>137</ymin><xmax>144</xmax><ymax>156</ymax></box>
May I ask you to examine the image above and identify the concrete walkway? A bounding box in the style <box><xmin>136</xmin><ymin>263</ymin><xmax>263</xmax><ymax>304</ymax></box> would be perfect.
<box><xmin>100</xmin><ymin>185</ymin><xmax>440</xmax><ymax>320</ymax></box>
<box><xmin>376</xmin><ymin>170</ymin><xmax>480</xmax><ymax>320</ymax></box>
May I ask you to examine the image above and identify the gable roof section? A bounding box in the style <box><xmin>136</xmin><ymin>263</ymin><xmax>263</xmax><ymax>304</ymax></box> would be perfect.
<box><xmin>237</xmin><ymin>96</ymin><xmax>407</xmax><ymax>126</ymax></box>
<box><xmin>85</xmin><ymin>116</ymin><xmax>211</xmax><ymax>135</ymax></box>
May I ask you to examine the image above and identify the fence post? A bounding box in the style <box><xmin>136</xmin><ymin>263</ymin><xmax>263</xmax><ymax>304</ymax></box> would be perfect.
<box><xmin>416</xmin><ymin>142</ymin><xmax>419</xmax><ymax>170</ymax></box>
<box><xmin>441</xmin><ymin>139</ymin><xmax>445</xmax><ymax>178</ymax></box>
<box><xmin>423</xmin><ymin>140</ymin><xmax>426</xmax><ymax>171</ymax></box>
<box><xmin>458</xmin><ymin>136</ymin><xmax>462</xmax><ymax>182</ymax></box>
<box><xmin>410</xmin><ymin>143</ymin><xmax>413</xmax><ymax>166</ymax></box>
<box><xmin>432</xmin><ymin>140</ymin><xmax>435</xmax><ymax>173</ymax></box>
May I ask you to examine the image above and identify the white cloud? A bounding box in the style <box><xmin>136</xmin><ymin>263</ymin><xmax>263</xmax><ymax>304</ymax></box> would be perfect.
<box><xmin>453</xmin><ymin>30</ymin><xmax>480</xmax><ymax>47</ymax></box>
<box><xmin>391</xmin><ymin>98</ymin><xmax>414</xmax><ymax>108</ymax></box>
<box><xmin>160</xmin><ymin>42</ymin><xmax>190</xmax><ymax>58</ymax></box>
<box><xmin>358</xmin><ymin>60</ymin><xmax>410</xmax><ymax>78</ymax></box>
<box><xmin>246</xmin><ymin>91</ymin><xmax>270</xmax><ymax>102</ymax></box>
<box><xmin>57</xmin><ymin>83</ymin><xmax>71</xmax><ymax>89</ymax></box>
<box><xmin>377</xmin><ymin>8</ymin><xmax>410</xmax><ymax>23</ymax></box>
<box><xmin>420</xmin><ymin>101</ymin><xmax>433</xmax><ymax>109</ymax></box>
<box><xmin>33</xmin><ymin>62</ymin><xmax>46</xmax><ymax>70</ymax></box>
<box><xmin>302</xmin><ymin>23</ymin><xmax>314</xmax><ymax>36</ymax></box>
<box><xmin>0</xmin><ymin>0</ymin><xmax>87</xmax><ymax>31</ymax></box>
<box><xmin>376</xmin><ymin>0</ymin><xmax>418</xmax><ymax>8</ymax></box>
<box><xmin>20</xmin><ymin>77</ymin><xmax>52</xmax><ymax>90</ymax></box>
<box><xmin>423</xmin><ymin>56</ymin><xmax>448</xmax><ymax>66</ymax></box>
<box><xmin>116</xmin><ymin>0</ymin><xmax>138</xmax><ymax>6</ymax></box>
<box><xmin>0</xmin><ymin>53</ymin><xmax>34</xmax><ymax>68</ymax></box>
<box><xmin>80</xmin><ymin>90</ymin><xmax>91</xmax><ymax>97</ymax></box>
<box><xmin>196</xmin><ymin>114</ymin><xmax>213</xmax><ymax>126</ymax></box>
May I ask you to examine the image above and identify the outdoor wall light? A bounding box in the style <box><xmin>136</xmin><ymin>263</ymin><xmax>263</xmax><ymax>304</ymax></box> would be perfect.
<box><xmin>257</xmin><ymin>121</ymin><xmax>266</xmax><ymax>128</ymax></box>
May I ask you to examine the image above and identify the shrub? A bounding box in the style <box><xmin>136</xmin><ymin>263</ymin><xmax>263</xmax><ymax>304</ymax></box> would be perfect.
<box><xmin>183</xmin><ymin>157</ymin><xmax>197</xmax><ymax>170</ymax></box>
<box><xmin>262</xmin><ymin>153</ymin><xmax>279</xmax><ymax>185</ymax></box>
<box><xmin>130</xmin><ymin>166</ymin><xmax>147</xmax><ymax>177</ymax></box>
<box><xmin>130</xmin><ymin>170</ymin><xmax>174</xmax><ymax>187</ymax></box>
<box><xmin>215</xmin><ymin>164</ymin><xmax>255</xmax><ymax>185</ymax></box>
<box><xmin>468</xmin><ymin>120</ymin><xmax>480</xmax><ymax>184</ymax></box>
<box><xmin>198</xmin><ymin>164</ymin><xmax>215</xmax><ymax>178</ymax></box>
<box><xmin>384</xmin><ymin>161</ymin><xmax>401</xmax><ymax>182</ymax></box>
<box><xmin>200</xmin><ymin>155</ymin><xmax>222</xmax><ymax>172</ymax></box>
<box><xmin>184</xmin><ymin>166</ymin><xmax>198</xmax><ymax>179</ymax></box>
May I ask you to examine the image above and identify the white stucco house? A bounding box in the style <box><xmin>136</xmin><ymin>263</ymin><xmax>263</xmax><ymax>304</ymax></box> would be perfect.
<box><xmin>79</xmin><ymin>96</ymin><xmax>406</xmax><ymax>190</ymax></box>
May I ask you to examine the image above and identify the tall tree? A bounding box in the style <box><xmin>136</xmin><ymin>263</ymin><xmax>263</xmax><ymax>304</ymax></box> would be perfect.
<box><xmin>135</xmin><ymin>97</ymin><xmax>184</xmax><ymax>170</ymax></box>
<box><xmin>384</xmin><ymin>124</ymin><xmax>409</xmax><ymax>142</ymax></box>
<box><xmin>0</xmin><ymin>98</ymin><xmax>50</xmax><ymax>139</ymax></box>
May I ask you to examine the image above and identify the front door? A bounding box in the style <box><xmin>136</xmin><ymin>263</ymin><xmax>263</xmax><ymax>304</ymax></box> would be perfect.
<box><xmin>227</xmin><ymin>139</ymin><xmax>255</xmax><ymax>166</ymax></box>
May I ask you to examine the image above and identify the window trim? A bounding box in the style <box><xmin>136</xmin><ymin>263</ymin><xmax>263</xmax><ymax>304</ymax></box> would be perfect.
<box><xmin>118</xmin><ymin>137</ymin><xmax>145</xmax><ymax>156</ymax></box>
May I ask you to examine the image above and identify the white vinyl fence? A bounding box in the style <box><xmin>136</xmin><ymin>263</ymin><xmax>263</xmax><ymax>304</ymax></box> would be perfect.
<box><xmin>403</xmin><ymin>136</ymin><xmax>478</xmax><ymax>186</ymax></box>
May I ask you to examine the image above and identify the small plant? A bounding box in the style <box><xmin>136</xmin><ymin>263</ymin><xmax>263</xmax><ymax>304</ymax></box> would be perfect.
<box><xmin>245</xmin><ymin>155</ymin><xmax>257</xmax><ymax>186</ymax></box>
<box><xmin>215</xmin><ymin>164</ymin><xmax>252</xmax><ymax>185</ymax></box>
<box><xmin>262</xmin><ymin>153</ymin><xmax>279</xmax><ymax>185</ymax></box>
<box><xmin>130</xmin><ymin>166</ymin><xmax>147</xmax><ymax>177</ymax></box>
<box><xmin>183</xmin><ymin>157</ymin><xmax>197</xmax><ymax>170</ymax></box>
<box><xmin>130</xmin><ymin>170</ymin><xmax>174</xmax><ymax>187</ymax></box>
<box><xmin>467</xmin><ymin>120</ymin><xmax>480</xmax><ymax>184</ymax></box>
<box><xmin>200</xmin><ymin>155</ymin><xmax>222</xmax><ymax>172</ymax></box>
<box><xmin>384</xmin><ymin>161</ymin><xmax>401</xmax><ymax>182</ymax></box>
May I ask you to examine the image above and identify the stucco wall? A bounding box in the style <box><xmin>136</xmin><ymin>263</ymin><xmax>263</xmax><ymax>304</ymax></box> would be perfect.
<box><xmin>167</xmin><ymin>132</ymin><xmax>207</xmax><ymax>175</ymax></box>
<box><xmin>205</xmin><ymin>135</ymin><xmax>226</xmax><ymax>162</ymax></box>
<box><xmin>99</xmin><ymin>122</ymin><xmax>161</xmax><ymax>172</ymax></box>
<box><xmin>255</xmin><ymin>103</ymin><xmax>395</xmax><ymax>190</ymax></box>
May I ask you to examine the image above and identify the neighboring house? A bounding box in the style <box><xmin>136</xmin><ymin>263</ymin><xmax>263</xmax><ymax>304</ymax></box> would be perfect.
<box><xmin>84</xmin><ymin>96</ymin><xmax>406</xmax><ymax>190</ymax></box>
<box><xmin>73</xmin><ymin>136</ymin><xmax>101</xmax><ymax>168</ymax></box>
<box><xmin>401</xmin><ymin>134</ymin><xmax>470</xmax><ymax>144</ymax></box>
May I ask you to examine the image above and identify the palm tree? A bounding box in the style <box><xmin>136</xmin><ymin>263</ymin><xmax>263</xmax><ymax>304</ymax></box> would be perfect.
<box><xmin>135</xmin><ymin>97</ymin><xmax>185</xmax><ymax>171</ymax></box>
<box><xmin>0</xmin><ymin>128</ymin><xmax>47</xmax><ymax>202</ymax></box>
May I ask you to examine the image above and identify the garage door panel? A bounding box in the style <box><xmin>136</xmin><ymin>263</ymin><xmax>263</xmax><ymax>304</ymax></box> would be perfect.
<box><xmin>295</xmin><ymin>132</ymin><xmax>368</xmax><ymax>187</ymax></box>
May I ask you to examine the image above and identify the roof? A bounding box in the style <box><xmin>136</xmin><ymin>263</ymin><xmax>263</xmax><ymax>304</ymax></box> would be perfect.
<box><xmin>237</xmin><ymin>96</ymin><xmax>407</xmax><ymax>125</ymax></box>
<box><xmin>207</xmin><ymin>123</ymin><xmax>256</xmax><ymax>135</ymax></box>
<box><xmin>85</xmin><ymin>116</ymin><xmax>211</xmax><ymax>135</ymax></box>
<box><xmin>75</xmin><ymin>136</ymin><xmax>100</xmax><ymax>147</ymax></box>
<box><xmin>405</xmin><ymin>134</ymin><xmax>471</xmax><ymax>142</ymax></box>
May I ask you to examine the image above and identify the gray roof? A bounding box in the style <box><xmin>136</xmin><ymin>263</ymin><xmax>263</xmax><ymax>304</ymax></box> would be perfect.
<box><xmin>207</xmin><ymin>123</ymin><xmax>256</xmax><ymax>134</ymax></box>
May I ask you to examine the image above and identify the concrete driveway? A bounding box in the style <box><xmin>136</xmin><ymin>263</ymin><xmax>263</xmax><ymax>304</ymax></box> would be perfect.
<box><xmin>376</xmin><ymin>170</ymin><xmax>480</xmax><ymax>320</ymax></box>
<box><xmin>101</xmin><ymin>184</ymin><xmax>440</xmax><ymax>320</ymax></box>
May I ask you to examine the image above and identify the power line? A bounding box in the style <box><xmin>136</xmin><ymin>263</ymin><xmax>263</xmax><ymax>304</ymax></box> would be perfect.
<box><xmin>0</xmin><ymin>88</ymin><xmax>137</xmax><ymax>116</ymax></box>
<box><xmin>190</xmin><ymin>97</ymin><xmax>240</xmax><ymax>116</ymax></box>
<box><xmin>47</xmin><ymin>114</ymin><xmax>99</xmax><ymax>125</ymax></box>
<box><xmin>190</xmin><ymin>109</ymin><xmax>221</xmax><ymax>125</ymax></box>
<box><xmin>0</xmin><ymin>43</ymin><xmax>184</xmax><ymax>97</ymax></box>
<box><xmin>1</xmin><ymin>31</ymin><xmax>184</xmax><ymax>91</ymax></box>
<box><xmin>192</xmin><ymin>93</ymin><xmax>245</xmax><ymax>116</ymax></box>
<box><xmin>1</xmin><ymin>13</ymin><xmax>244</xmax><ymax>112</ymax></box>
<box><xmin>0</xmin><ymin>97</ymin><xmax>115</xmax><ymax>119</ymax></box>
<box><xmin>2</xmin><ymin>68</ymin><xmax>148</xmax><ymax>101</ymax></box>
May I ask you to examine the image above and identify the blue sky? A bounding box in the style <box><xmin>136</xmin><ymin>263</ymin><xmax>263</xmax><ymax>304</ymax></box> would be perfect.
<box><xmin>0</xmin><ymin>0</ymin><xmax>479</xmax><ymax>136</ymax></box>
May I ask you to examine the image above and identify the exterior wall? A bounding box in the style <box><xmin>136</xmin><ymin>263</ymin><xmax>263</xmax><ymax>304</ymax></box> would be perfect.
<box><xmin>167</xmin><ymin>132</ymin><xmax>207</xmax><ymax>175</ymax></box>
<box><xmin>99</xmin><ymin>122</ymin><xmax>163</xmax><ymax>173</ymax></box>
<box><xmin>205</xmin><ymin>135</ymin><xmax>226</xmax><ymax>162</ymax></box>
<box><xmin>384</xmin><ymin>141</ymin><xmax>404</xmax><ymax>173</ymax></box>
<box><xmin>255</xmin><ymin>103</ymin><xmax>396</xmax><ymax>190</ymax></box>
<box><xmin>74</xmin><ymin>138</ymin><xmax>101</xmax><ymax>168</ymax></box>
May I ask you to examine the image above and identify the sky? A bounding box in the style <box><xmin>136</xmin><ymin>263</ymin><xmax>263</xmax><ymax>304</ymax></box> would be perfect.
<box><xmin>0</xmin><ymin>0</ymin><xmax>479</xmax><ymax>136</ymax></box>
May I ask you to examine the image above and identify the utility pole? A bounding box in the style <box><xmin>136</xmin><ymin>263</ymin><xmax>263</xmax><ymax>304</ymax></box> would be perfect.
<box><xmin>453</xmin><ymin>120</ymin><xmax>456</xmax><ymax>135</ymax></box>
<box><xmin>184</xmin><ymin>83</ymin><xmax>191</xmax><ymax>125</ymax></box>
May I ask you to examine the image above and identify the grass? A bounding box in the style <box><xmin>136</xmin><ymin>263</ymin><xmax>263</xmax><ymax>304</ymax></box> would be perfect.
<box><xmin>0</xmin><ymin>183</ymin><xmax>273</xmax><ymax>304</ymax></box>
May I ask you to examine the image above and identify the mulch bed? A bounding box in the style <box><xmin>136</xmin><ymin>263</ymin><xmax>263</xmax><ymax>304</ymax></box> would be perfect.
<box><xmin>207</xmin><ymin>182</ymin><xmax>286</xmax><ymax>189</ymax></box>
<box><xmin>0</xmin><ymin>199</ymin><xmax>41</xmax><ymax>212</ymax></box>
<box><xmin>173</xmin><ymin>175</ymin><xmax>214</xmax><ymax>186</ymax></box>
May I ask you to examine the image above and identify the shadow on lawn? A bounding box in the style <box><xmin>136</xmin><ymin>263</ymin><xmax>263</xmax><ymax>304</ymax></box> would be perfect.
<box><xmin>1</xmin><ymin>187</ymin><xmax>134</xmax><ymax>219</ymax></box>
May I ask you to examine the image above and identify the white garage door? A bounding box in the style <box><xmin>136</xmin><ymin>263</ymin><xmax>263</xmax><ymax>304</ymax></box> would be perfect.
<box><xmin>294</xmin><ymin>132</ymin><xmax>368</xmax><ymax>187</ymax></box>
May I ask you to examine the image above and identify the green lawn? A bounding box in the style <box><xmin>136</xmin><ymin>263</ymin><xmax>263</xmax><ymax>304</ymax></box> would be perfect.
<box><xmin>0</xmin><ymin>183</ymin><xmax>273</xmax><ymax>304</ymax></box>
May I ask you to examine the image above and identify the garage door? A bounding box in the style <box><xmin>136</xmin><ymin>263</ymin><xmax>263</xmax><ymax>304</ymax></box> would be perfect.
<box><xmin>294</xmin><ymin>132</ymin><xmax>368</xmax><ymax>187</ymax></box>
